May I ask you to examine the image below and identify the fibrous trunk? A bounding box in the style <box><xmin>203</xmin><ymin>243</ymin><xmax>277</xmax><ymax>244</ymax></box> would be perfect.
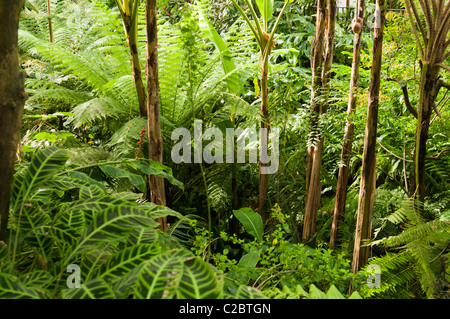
<box><xmin>146</xmin><ymin>0</ymin><xmax>167</xmax><ymax>230</ymax></box>
<box><xmin>303</xmin><ymin>0</ymin><xmax>336</xmax><ymax>245</ymax></box>
<box><xmin>0</xmin><ymin>0</ymin><xmax>27</xmax><ymax>242</ymax></box>
<box><xmin>352</xmin><ymin>0</ymin><xmax>385</xmax><ymax>273</ymax></box>
<box><xmin>259</xmin><ymin>62</ymin><xmax>270</xmax><ymax>224</ymax></box>
<box><xmin>330</xmin><ymin>0</ymin><xmax>365</xmax><ymax>250</ymax></box>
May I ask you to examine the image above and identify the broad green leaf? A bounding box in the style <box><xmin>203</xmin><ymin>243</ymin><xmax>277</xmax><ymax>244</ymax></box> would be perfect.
<box><xmin>326</xmin><ymin>285</ymin><xmax>346</xmax><ymax>299</ymax></box>
<box><xmin>255</xmin><ymin>0</ymin><xmax>274</xmax><ymax>30</ymax></box>
<box><xmin>62</xmin><ymin>278</ymin><xmax>116</xmax><ymax>299</ymax></box>
<box><xmin>19</xmin><ymin>271</ymin><xmax>53</xmax><ymax>288</ymax></box>
<box><xmin>237</xmin><ymin>249</ymin><xmax>260</xmax><ymax>268</ymax></box>
<box><xmin>177</xmin><ymin>257</ymin><xmax>222</xmax><ymax>299</ymax></box>
<box><xmin>126</xmin><ymin>228</ymin><xmax>159</xmax><ymax>246</ymax></box>
<box><xmin>198</xmin><ymin>2</ymin><xmax>240</xmax><ymax>95</ymax></box>
<box><xmin>134</xmin><ymin>249</ymin><xmax>191</xmax><ymax>299</ymax></box>
<box><xmin>133</xmin><ymin>162</ymin><xmax>183</xmax><ymax>190</ymax></box>
<box><xmin>0</xmin><ymin>273</ymin><xmax>47</xmax><ymax>299</ymax></box>
<box><xmin>79</xmin><ymin>184</ymin><xmax>106</xmax><ymax>199</ymax></box>
<box><xmin>308</xmin><ymin>284</ymin><xmax>328</xmax><ymax>299</ymax></box>
<box><xmin>233</xmin><ymin>208</ymin><xmax>264</xmax><ymax>242</ymax></box>
<box><xmin>348</xmin><ymin>290</ymin><xmax>363</xmax><ymax>299</ymax></box>
<box><xmin>68</xmin><ymin>205</ymin><xmax>161</xmax><ymax>259</ymax></box>
<box><xmin>11</xmin><ymin>147</ymin><xmax>68</xmax><ymax>211</ymax></box>
<box><xmin>99</xmin><ymin>164</ymin><xmax>146</xmax><ymax>192</ymax></box>
<box><xmin>67</xmin><ymin>170</ymin><xmax>106</xmax><ymax>193</ymax></box>
<box><xmin>93</xmin><ymin>244</ymin><xmax>161</xmax><ymax>282</ymax></box>
<box><xmin>233</xmin><ymin>285</ymin><xmax>267</xmax><ymax>299</ymax></box>
<box><xmin>53</xmin><ymin>210</ymin><xmax>86</xmax><ymax>246</ymax></box>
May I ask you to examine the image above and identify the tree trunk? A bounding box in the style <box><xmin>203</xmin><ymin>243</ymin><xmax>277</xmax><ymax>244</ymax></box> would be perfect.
<box><xmin>117</xmin><ymin>0</ymin><xmax>147</xmax><ymax>118</ymax></box>
<box><xmin>259</xmin><ymin>61</ymin><xmax>270</xmax><ymax>224</ymax></box>
<box><xmin>305</xmin><ymin>0</ymin><xmax>326</xmax><ymax>201</ymax></box>
<box><xmin>0</xmin><ymin>0</ymin><xmax>27</xmax><ymax>243</ymax></box>
<box><xmin>409</xmin><ymin>65</ymin><xmax>441</xmax><ymax>202</ymax></box>
<box><xmin>47</xmin><ymin>0</ymin><xmax>53</xmax><ymax>43</ymax></box>
<box><xmin>146</xmin><ymin>0</ymin><xmax>167</xmax><ymax>230</ymax></box>
<box><xmin>303</xmin><ymin>0</ymin><xmax>336</xmax><ymax>245</ymax></box>
<box><xmin>330</xmin><ymin>0</ymin><xmax>365</xmax><ymax>250</ymax></box>
<box><xmin>352</xmin><ymin>0</ymin><xmax>385</xmax><ymax>273</ymax></box>
<box><xmin>403</xmin><ymin>0</ymin><xmax>450</xmax><ymax>202</ymax></box>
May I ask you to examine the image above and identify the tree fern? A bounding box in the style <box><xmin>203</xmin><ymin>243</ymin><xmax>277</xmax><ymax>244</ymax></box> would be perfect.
<box><xmin>365</xmin><ymin>198</ymin><xmax>450</xmax><ymax>298</ymax></box>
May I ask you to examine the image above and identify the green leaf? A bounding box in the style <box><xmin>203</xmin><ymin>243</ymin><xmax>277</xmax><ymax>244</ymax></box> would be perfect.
<box><xmin>255</xmin><ymin>0</ymin><xmax>274</xmax><ymax>30</ymax></box>
<box><xmin>349</xmin><ymin>291</ymin><xmax>363</xmax><ymax>299</ymax></box>
<box><xmin>233</xmin><ymin>208</ymin><xmax>264</xmax><ymax>242</ymax></box>
<box><xmin>326</xmin><ymin>285</ymin><xmax>345</xmax><ymax>299</ymax></box>
<box><xmin>133</xmin><ymin>162</ymin><xmax>183</xmax><ymax>190</ymax></box>
<box><xmin>237</xmin><ymin>249</ymin><xmax>260</xmax><ymax>268</ymax></box>
<box><xmin>11</xmin><ymin>147</ymin><xmax>68</xmax><ymax>211</ymax></box>
<box><xmin>134</xmin><ymin>249</ymin><xmax>192</xmax><ymax>299</ymax></box>
<box><xmin>177</xmin><ymin>257</ymin><xmax>223</xmax><ymax>299</ymax></box>
<box><xmin>233</xmin><ymin>285</ymin><xmax>267</xmax><ymax>299</ymax></box>
<box><xmin>62</xmin><ymin>278</ymin><xmax>116</xmax><ymax>299</ymax></box>
<box><xmin>308</xmin><ymin>284</ymin><xmax>328</xmax><ymax>299</ymax></box>
<box><xmin>67</xmin><ymin>170</ymin><xmax>106</xmax><ymax>193</ymax></box>
<box><xmin>53</xmin><ymin>209</ymin><xmax>86</xmax><ymax>246</ymax></box>
<box><xmin>68</xmin><ymin>205</ymin><xmax>162</xmax><ymax>259</ymax></box>
<box><xmin>198</xmin><ymin>2</ymin><xmax>240</xmax><ymax>95</ymax></box>
<box><xmin>92</xmin><ymin>244</ymin><xmax>161</xmax><ymax>282</ymax></box>
<box><xmin>99</xmin><ymin>164</ymin><xmax>146</xmax><ymax>192</ymax></box>
<box><xmin>0</xmin><ymin>273</ymin><xmax>47</xmax><ymax>299</ymax></box>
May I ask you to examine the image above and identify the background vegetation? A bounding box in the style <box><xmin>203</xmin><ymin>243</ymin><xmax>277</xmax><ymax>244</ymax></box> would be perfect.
<box><xmin>0</xmin><ymin>0</ymin><xmax>448</xmax><ymax>299</ymax></box>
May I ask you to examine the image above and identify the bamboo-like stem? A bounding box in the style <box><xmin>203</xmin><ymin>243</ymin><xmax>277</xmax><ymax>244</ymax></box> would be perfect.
<box><xmin>47</xmin><ymin>0</ymin><xmax>53</xmax><ymax>43</ymax></box>
<box><xmin>351</xmin><ymin>0</ymin><xmax>385</xmax><ymax>273</ymax></box>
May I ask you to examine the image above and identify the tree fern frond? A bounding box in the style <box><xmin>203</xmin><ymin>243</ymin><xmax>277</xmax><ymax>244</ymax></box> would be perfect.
<box><xmin>67</xmin><ymin>97</ymin><xmax>129</xmax><ymax>128</ymax></box>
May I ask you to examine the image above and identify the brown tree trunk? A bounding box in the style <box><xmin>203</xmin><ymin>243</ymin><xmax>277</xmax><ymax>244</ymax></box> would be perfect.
<box><xmin>259</xmin><ymin>62</ymin><xmax>270</xmax><ymax>224</ymax></box>
<box><xmin>403</xmin><ymin>0</ymin><xmax>450</xmax><ymax>202</ymax></box>
<box><xmin>352</xmin><ymin>0</ymin><xmax>385</xmax><ymax>273</ymax></box>
<box><xmin>117</xmin><ymin>0</ymin><xmax>147</xmax><ymax>118</ymax></box>
<box><xmin>303</xmin><ymin>0</ymin><xmax>336</xmax><ymax>245</ymax></box>
<box><xmin>409</xmin><ymin>66</ymin><xmax>441</xmax><ymax>201</ymax></box>
<box><xmin>330</xmin><ymin>0</ymin><xmax>366</xmax><ymax>250</ymax></box>
<box><xmin>0</xmin><ymin>0</ymin><xmax>27</xmax><ymax>243</ymax></box>
<box><xmin>146</xmin><ymin>0</ymin><xmax>166</xmax><ymax>230</ymax></box>
<box><xmin>47</xmin><ymin>0</ymin><xmax>53</xmax><ymax>43</ymax></box>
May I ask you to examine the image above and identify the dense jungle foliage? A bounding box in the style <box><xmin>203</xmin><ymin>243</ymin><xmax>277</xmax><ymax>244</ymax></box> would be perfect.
<box><xmin>0</xmin><ymin>0</ymin><xmax>448</xmax><ymax>299</ymax></box>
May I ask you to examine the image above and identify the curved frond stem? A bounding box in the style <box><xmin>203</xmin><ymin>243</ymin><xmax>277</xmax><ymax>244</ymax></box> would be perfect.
<box><xmin>229</xmin><ymin>0</ymin><xmax>263</xmax><ymax>50</ymax></box>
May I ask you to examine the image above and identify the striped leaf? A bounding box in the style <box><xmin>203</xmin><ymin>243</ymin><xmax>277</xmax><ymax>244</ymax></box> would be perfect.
<box><xmin>62</xmin><ymin>278</ymin><xmax>116</xmax><ymax>299</ymax></box>
<box><xmin>177</xmin><ymin>257</ymin><xmax>223</xmax><ymax>299</ymax></box>
<box><xmin>11</xmin><ymin>147</ymin><xmax>68</xmax><ymax>211</ymax></box>
<box><xmin>0</xmin><ymin>273</ymin><xmax>47</xmax><ymax>299</ymax></box>
<box><xmin>91</xmin><ymin>244</ymin><xmax>161</xmax><ymax>282</ymax></box>
<box><xmin>53</xmin><ymin>209</ymin><xmax>86</xmax><ymax>246</ymax></box>
<box><xmin>69</xmin><ymin>205</ymin><xmax>161</xmax><ymax>257</ymax></box>
<box><xmin>134</xmin><ymin>249</ymin><xmax>192</xmax><ymax>299</ymax></box>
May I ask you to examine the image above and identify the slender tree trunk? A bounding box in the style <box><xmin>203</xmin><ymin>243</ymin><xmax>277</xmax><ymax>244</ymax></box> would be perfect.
<box><xmin>146</xmin><ymin>0</ymin><xmax>167</xmax><ymax>230</ymax></box>
<box><xmin>403</xmin><ymin>0</ymin><xmax>450</xmax><ymax>202</ymax></box>
<box><xmin>409</xmin><ymin>65</ymin><xmax>441</xmax><ymax>201</ymax></box>
<box><xmin>352</xmin><ymin>0</ymin><xmax>385</xmax><ymax>273</ymax></box>
<box><xmin>303</xmin><ymin>0</ymin><xmax>336</xmax><ymax>245</ymax></box>
<box><xmin>0</xmin><ymin>0</ymin><xmax>27</xmax><ymax>243</ymax></box>
<box><xmin>330</xmin><ymin>0</ymin><xmax>365</xmax><ymax>250</ymax></box>
<box><xmin>47</xmin><ymin>0</ymin><xmax>53</xmax><ymax>43</ymax></box>
<box><xmin>259</xmin><ymin>61</ymin><xmax>270</xmax><ymax>224</ymax></box>
<box><xmin>230</xmin><ymin>118</ymin><xmax>239</xmax><ymax>234</ymax></box>
<box><xmin>305</xmin><ymin>0</ymin><xmax>326</xmax><ymax>202</ymax></box>
<box><xmin>117</xmin><ymin>0</ymin><xmax>147</xmax><ymax>118</ymax></box>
